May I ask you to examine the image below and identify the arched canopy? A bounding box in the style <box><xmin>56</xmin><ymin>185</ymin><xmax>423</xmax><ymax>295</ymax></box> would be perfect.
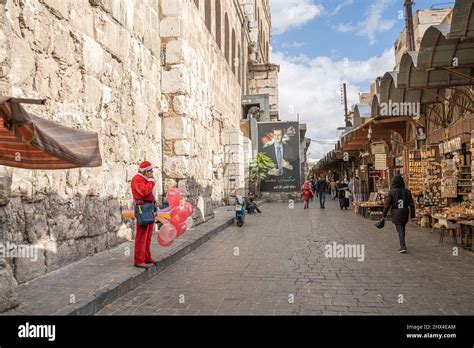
<box><xmin>448</xmin><ymin>0</ymin><xmax>474</xmax><ymax>40</ymax></box>
<box><xmin>380</xmin><ymin>71</ymin><xmax>445</xmax><ymax>106</ymax></box>
<box><xmin>398</xmin><ymin>51</ymin><xmax>474</xmax><ymax>89</ymax></box>
<box><xmin>370</xmin><ymin>94</ymin><xmax>380</xmax><ymax>118</ymax></box>
<box><xmin>417</xmin><ymin>25</ymin><xmax>474</xmax><ymax>70</ymax></box>
<box><xmin>354</xmin><ymin>104</ymin><xmax>371</xmax><ymax>119</ymax></box>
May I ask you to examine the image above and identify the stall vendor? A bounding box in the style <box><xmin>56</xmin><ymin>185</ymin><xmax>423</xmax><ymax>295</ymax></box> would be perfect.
<box><xmin>131</xmin><ymin>161</ymin><xmax>159</xmax><ymax>268</ymax></box>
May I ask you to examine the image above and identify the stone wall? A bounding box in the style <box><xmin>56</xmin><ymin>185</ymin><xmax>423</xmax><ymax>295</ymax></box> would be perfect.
<box><xmin>248</xmin><ymin>63</ymin><xmax>280</xmax><ymax>119</ymax></box>
<box><xmin>0</xmin><ymin>0</ymin><xmax>17</xmax><ymax>313</ymax></box>
<box><xmin>0</xmin><ymin>0</ymin><xmax>162</xmax><ymax>288</ymax></box>
<box><xmin>160</xmin><ymin>0</ymin><xmax>245</xmax><ymax>221</ymax></box>
<box><xmin>0</xmin><ymin>0</ymin><xmax>275</xmax><ymax>312</ymax></box>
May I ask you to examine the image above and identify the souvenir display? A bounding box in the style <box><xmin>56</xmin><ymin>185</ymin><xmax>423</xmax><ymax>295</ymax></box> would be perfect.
<box><xmin>408</xmin><ymin>150</ymin><xmax>423</xmax><ymax>195</ymax></box>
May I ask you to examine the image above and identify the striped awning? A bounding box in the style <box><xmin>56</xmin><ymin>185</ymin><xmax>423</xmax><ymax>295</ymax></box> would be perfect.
<box><xmin>0</xmin><ymin>97</ymin><xmax>102</xmax><ymax>170</ymax></box>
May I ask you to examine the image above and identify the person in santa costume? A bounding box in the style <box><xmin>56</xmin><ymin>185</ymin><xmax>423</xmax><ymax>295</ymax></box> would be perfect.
<box><xmin>131</xmin><ymin>161</ymin><xmax>159</xmax><ymax>268</ymax></box>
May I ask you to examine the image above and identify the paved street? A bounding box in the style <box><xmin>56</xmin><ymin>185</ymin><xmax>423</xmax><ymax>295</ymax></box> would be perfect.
<box><xmin>98</xmin><ymin>200</ymin><xmax>474</xmax><ymax>315</ymax></box>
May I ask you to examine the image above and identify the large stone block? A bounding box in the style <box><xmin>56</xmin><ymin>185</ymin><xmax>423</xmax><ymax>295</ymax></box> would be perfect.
<box><xmin>94</xmin><ymin>11</ymin><xmax>131</xmax><ymax>62</ymax></box>
<box><xmin>161</xmin><ymin>0</ymin><xmax>184</xmax><ymax>17</ymax></box>
<box><xmin>224</xmin><ymin>129</ymin><xmax>243</xmax><ymax>146</ymax></box>
<box><xmin>84</xmin><ymin>75</ymin><xmax>102</xmax><ymax>112</ymax></box>
<box><xmin>166</xmin><ymin>39</ymin><xmax>186</xmax><ymax>65</ymax></box>
<box><xmin>163</xmin><ymin>156</ymin><xmax>189</xmax><ymax>179</ymax></box>
<box><xmin>163</xmin><ymin>116</ymin><xmax>191</xmax><ymax>140</ymax></box>
<box><xmin>172</xmin><ymin>95</ymin><xmax>188</xmax><ymax>115</ymax></box>
<box><xmin>174</xmin><ymin>140</ymin><xmax>191</xmax><ymax>156</ymax></box>
<box><xmin>42</xmin><ymin>0</ymin><xmax>70</xmax><ymax>19</ymax></box>
<box><xmin>256</xmin><ymin>78</ymin><xmax>278</xmax><ymax>88</ymax></box>
<box><xmin>160</xmin><ymin>17</ymin><xmax>182</xmax><ymax>38</ymax></box>
<box><xmin>82</xmin><ymin>35</ymin><xmax>104</xmax><ymax>76</ymax></box>
<box><xmin>161</xmin><ymin>65</ymin><xmax>190</xmax><ymax>94</ymax></box>
<box><xmin>0</xmin><ymin>259</ymin><xmax>17</xmax><ymax>312</ymax></box>
<box><xmin>0</xmin><ymin>169</ymin><xmax>12</xmax><ymax>206</ymax></box>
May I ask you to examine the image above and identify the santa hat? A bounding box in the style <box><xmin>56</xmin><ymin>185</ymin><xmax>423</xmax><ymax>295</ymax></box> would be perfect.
<box><xmin>138</xmin><ymin>161</ymin><xmax>154</xmax><ymax>173</ymax></box>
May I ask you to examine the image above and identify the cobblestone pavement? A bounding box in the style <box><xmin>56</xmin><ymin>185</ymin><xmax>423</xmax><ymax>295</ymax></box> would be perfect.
<box><xmin>98</xmin><ymin>200</ymin><xmax>474</xmax><ymax>315</ymax></box>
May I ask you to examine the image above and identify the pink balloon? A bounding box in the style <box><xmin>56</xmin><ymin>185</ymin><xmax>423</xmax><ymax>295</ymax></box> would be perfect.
<box><xmin>183</xmin><ymin>202</ymin><xmax>194</xmax><ymax>218</ymax></box>
<box><xmin>166</xmin><ymin>188</ymin><xmax>183</xmax><ymax>208</ymax></box>
<box><xmin>157</xmin><ymin>233</ymin><xmax>174</xmax><ymax>247</ymax></box>
<box><xmin>158</xmin><ymin>224</ymin><xmax>177</xmax><ymax>243</ymax></box>
<box><xmin>170</xmin><ymin>205</ymin><xmax>188</xmax><ymax>225</ymax></box>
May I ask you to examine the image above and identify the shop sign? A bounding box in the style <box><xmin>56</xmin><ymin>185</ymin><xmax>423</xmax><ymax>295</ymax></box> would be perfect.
<box><xmin>439</xmin><ymin>137</ymin><xmax>461</xmax><ymax>155</ymax></box>
<box><xmin>441</xmin><ymin>177</ymin><xmax>458</xmax><ymax>198</ymax></box>
<box><xmin>374</xmin><ymin>154</ymin><xmax>387</xmax><ymax>171</ymax></box>
<box><xmin>394</xmin><ymin>156</ymin><xmax>403</xmax><ymax>167</ymax></box>
<box><xmin>371</xmin><ymin>142</ymin><xmax>386</xmax><ymax>154</ymax></box>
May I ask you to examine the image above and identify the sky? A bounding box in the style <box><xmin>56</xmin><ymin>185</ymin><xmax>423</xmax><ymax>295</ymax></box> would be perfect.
<box><xmin>269</xmin><ymin>0</ymin><xmax>455</xmax><ymax>161</ymax></box>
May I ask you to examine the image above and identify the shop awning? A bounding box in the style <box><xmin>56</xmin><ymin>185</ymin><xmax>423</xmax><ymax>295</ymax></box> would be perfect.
<box><xmin>0</xmin><ymin>97</ymin><xmax>102</xmax><ymax>170</ymax></box>
<box><xmin>340</xmin><ymin>116</ymin><xmax>413</xmax><ymax>152</ymax></box>
<box><xmin>396</xmin><ymin>20</ymin><xmax>474</xmax><ymax>89</ymax></box>
<box><xmin>354</xmin><ymin>104</ymin><xmax>371</xmax><ymax>119</ymax></box>
<box><xmin>380</xmin><ymin>71</ymin><xmax>446</xmax><ymax>106</ymax></box>
<box><xmin>398</xmin><ymin>51</ymin><xmax>474</xmax><ymax>89</ymax></box>
<box><xmin>370</xmin><ymin>94</ymin><xmax>380</xmax><ymax>118</ymax></box>
<box><xmin>448</xmin><ymin>0</ymin><xmax>474</xmax><ymax>39</ymax></box>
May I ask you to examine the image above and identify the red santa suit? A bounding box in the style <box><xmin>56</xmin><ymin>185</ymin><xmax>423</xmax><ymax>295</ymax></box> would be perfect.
<box><xmin>131</xmin><ymin>161</ymin><xmax>156</xmax><ymax>266</ymax></box>
<box><xmin>301</xmin><ymin>183</ymin><xmax>313</xmax><ymax>209</ymax></box>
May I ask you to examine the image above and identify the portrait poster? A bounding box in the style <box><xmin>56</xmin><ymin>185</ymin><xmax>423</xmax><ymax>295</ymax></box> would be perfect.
<box><xmin>258</xmin><ymin>122</ymin><xmax>301</xmax><ymax>192</ymax></box>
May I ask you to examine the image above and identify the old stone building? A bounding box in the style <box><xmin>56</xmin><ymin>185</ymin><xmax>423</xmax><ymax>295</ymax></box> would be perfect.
<box><xmin>0</xmin><ymin>0</ymin><xmax>278</xmax><ymax>312</ymax></box>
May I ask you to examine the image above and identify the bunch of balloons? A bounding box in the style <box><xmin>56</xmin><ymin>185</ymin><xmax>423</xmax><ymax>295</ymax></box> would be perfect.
<box><xmin>122</xmin><ymin>188</ymin><xmax>194</xmax><ymax>247</ymax></box>
<box><xmin>156</xmin><ymin>188</ymin><xmax>194</xmax><ymax>247</ymax></box>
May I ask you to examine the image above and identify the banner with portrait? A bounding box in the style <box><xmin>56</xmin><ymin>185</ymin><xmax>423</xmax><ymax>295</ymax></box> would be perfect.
<box><xmin>258</xmin><ymin>122</ymin><xmax>301</xmax><ymax>192</ymax></box>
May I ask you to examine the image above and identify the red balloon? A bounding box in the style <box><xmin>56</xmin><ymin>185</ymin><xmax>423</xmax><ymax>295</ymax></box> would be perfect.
<box><xmin>175</xmin><ymin>223</ymin><xmax>187</xmax><ymax>237</ymax></box>
<box><xmin>158</xmin><ymin>224</ymin><xmax>177</xmax><ymax>243</ymax></box>
<box><xmin>183</xmin><ymin>202</ymin><xmax>194</xmax><ymax>218</ymax></box>
<box><xmin>157</xmin><ymin>233</ymin><xmax>174</xmax><ymax>247</ymax></box>
<box><xmin>170</xmin><ymin>204</ymin><xmax>188</xmax><ymax>225</ymax></box>
<box><xmin>166</xmin><ymin>188</ymin><xmax>183</xmax><ymax>208</ymax></box>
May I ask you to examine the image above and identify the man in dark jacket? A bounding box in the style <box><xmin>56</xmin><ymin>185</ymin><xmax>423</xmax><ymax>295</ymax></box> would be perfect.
<box><xmin>382</xmin><ymin>175</ymin><xmax>415</xmax><ymax>253</ymax></box>
<box><xmin>316</xmin><ymin>176</ymin><xmax>329</xmax><ymax>209</ymax></box>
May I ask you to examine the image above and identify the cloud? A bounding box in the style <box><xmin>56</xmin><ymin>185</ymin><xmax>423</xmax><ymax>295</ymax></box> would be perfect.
<box><xmin>334</xmin><ymin>0</ymin><xmax>395</xmax><ymax>44</ymax></box>
<box><xmin>358</xmin><ymin>0</ymin><xmax>396</xmax><ymax>44</ymax></box>
<box><xmin>271</xmin><ymin>0</ymin><xmax>324</xmax><ymax>35</ymax></box>
<box><xmin>280</xmin><ymin>41</ymin><xmax>305</xmax><ymax>49</ymax></box>
<box><xmin>330</xmin><ymin>0</ymin><xmax>354</xmax><ymax>16</ymax></box>
<box><xmin>273</xmin><ymin>48</ymin><xmax>395</xmax><ymax>161</ymax></box>
<box><xmin>336</xmin><ymin>23</ymin><xmax>355</xmax><ymax>33</ymax></box>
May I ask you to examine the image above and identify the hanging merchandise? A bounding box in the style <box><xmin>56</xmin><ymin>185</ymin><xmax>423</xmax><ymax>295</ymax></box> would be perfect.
<box><xmin>421</xmin><ymin>146</ymin><xmax>441</xmax><ymax>206</ymax></box>
<box><xmin>441</xmin><ymin>159</ymin><xmax>458</xmax><ymax>198</ymax></box>
<box><xmin>408</xmin><ymin>150</ymin><xmax>423</xmax><ymax>196</ymax></box>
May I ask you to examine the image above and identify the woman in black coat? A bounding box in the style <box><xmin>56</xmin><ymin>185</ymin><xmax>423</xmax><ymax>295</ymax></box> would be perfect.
<box><xmin>382</xmin><ymin>175</ymin><xmax>415</xmax><ymax>253</ymax></box>
<box><xmin>337</xmin><ymin>180</ymin><xmax>349</xmax><ymax>210</ymax></box>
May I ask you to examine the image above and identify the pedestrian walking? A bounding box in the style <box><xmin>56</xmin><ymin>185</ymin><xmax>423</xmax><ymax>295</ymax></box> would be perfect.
<box><xmin>381</xmin><ymin>175</ymin><xmax>415</xmax><ymax>253</ymax></box>
<box><xmin>316</xmin><ymin>176</ymin><xmax>328</xmax><ymax>209</ymax></box>
<box><xmin>310</xmin><ymin>178</ymin><xmax>317</xmax><ymax>201</ymax></box>
<box><xmin>131</xmin><ymin>161</ymin><xmax>159</xmax><ymax>269</ymax></box>
<box><xmin>301</xmin><ymin>181</ymin><xmax>313</xmax><ymax>209</ymax></box>
<box><xmin>337</xmin><ymin>179</ymin><xmax>350</xmax><ymax>210</ymax></box>
<box><xmin>330</xmin><ymin>179</ymin><xmax>337</xmax><ymax>200</ymax></box>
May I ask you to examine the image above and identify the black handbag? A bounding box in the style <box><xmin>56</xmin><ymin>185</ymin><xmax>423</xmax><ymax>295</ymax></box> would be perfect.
<box><xmin>375</xmin><ymin>217</ymin><xmax>385</xmax><ymax>229</ymax></box>
<box><xmin>134</xmin><ymin>201</ymin><xmax>156</xmax><ymax>226</ymax></box>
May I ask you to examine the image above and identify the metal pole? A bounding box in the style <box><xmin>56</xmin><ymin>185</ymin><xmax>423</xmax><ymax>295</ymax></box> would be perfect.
<box><xmin>404</xmin><ymin>0</ymin><xmax>415</xmax><ymax>51</ymax></box>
